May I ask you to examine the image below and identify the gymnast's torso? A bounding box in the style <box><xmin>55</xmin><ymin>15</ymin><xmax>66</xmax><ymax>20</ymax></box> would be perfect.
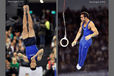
<box><xmin>79</xmin><ymin>20</ymin><xmax>93</xmax><ymax>46</ymax></box>
<box><xmin>23</xmin><ymin>37</ymin><xmax>39</xmax><ymax>62</ymax></box>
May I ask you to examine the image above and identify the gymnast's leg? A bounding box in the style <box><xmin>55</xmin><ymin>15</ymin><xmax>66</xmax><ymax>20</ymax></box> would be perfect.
<box><xmin>80</xmin><ymin>45</ymin><xmax>89</xmax><ymax>67</ymax></box>
<box><xmin>26</xmin><ymin>5</ymin><xmax>35</xmax><ymax>37</ymax></box>
<box><xmin>22</xmin><ymin>5</ymin><xmax>29</xmax><ymax>39</ymax></box>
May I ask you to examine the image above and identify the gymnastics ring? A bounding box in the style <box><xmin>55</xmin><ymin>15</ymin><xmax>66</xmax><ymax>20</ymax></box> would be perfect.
<box><xmin>60</xmin><ymin>0</ymin><xmax>69</xmax><ymax>47</ymax></box>
<box><xmin>60</xmin><ymin>36</ymin><xmax>69</xmax><ymax>47</ymax></box>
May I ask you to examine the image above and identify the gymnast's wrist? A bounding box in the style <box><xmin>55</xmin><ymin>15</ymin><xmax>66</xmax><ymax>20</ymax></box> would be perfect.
<box><xmin>90</xmin><ymin>34</ymin><xmax>94</xmax><ymax>38</ymax></box>
<box><xmin>74</xmin><ymin>39</ymin><xmax>78</xmax><ymax>42</ymax></box>
<box><xmin>34</xmin><ymin>55</ymin><xmax>37</xmax><ymax>58</ymax></box>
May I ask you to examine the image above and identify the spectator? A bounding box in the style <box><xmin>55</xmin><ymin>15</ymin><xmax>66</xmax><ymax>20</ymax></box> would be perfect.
<box><xmin>10</xmin><ymin>57</ymin><xmax>19</xmax><ymax>72</ymax></box>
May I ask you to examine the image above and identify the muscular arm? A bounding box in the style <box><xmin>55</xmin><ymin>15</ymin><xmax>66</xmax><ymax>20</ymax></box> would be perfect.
<box><xmin>31</xmin><ymin>49</ymin><xmax>44</xmax><ymax>60</ymax></box>
<box><xmin>18</xmin><ymin>53</ymin><xmax>29</xmax><ymax>63</ymax></box>
<box><xmin>89</xmin><ymin>21</ymin><xmax>99</xmax><ymax>37</ymax></box>
<box><xmin>73</xmin><ymin>22</ymin><xmax>83</xmax><ymax>41</ymax></box>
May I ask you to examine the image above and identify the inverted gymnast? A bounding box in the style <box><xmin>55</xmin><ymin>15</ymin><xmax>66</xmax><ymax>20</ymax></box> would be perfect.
<box><xmin>18</xmin><ymin>5</ymin><xmax>44</xmax><ymax>71</ymax></box>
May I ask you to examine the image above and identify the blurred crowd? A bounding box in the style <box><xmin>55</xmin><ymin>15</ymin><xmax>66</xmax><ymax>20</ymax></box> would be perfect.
<box><xmin>58</xmin><ymin>6</ymin><xmax>108</xmax><ymax>73</ymax></box>
<box><xmin>6</xmin><ymin>9</ymin><xmax>56</xmax><ymax>76</ymax></box>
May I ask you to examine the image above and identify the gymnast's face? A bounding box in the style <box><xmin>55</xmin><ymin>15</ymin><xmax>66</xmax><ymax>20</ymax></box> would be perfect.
<box><xmin>80</xmin><ymin>14</ymin><xmax>85</xmax><ymax>22</ymax></box>
<box><xmin>30</xmin><ymin>59</ymin><xmax>36</xmax><ymax>68</ymax></box>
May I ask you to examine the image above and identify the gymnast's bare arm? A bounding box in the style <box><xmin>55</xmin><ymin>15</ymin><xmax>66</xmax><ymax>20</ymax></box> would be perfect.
<box><xmin>18</xmin><ymin>53</ymin><xmax>29</xmax><ymax>63</ymax></box>
<box><xmin>71</xmin><ymin>22</ymin><xmax>83</xmax><ymax>47</ymax></box>
<box><xmin>85</xmin><ymin>21</ymin><xmax>99</xmax><ymax>40</ymax></box>
<box><xmin>31</xmin><ymin>49</ymin><xmax>44</xmax><ymax>61</ymax></box>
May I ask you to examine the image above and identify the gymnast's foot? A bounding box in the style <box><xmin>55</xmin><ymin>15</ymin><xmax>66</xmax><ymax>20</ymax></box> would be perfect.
<box><xmin>76</xmin><ymin>64</ymin><xmax>81</xmax><ymax>70</ymax></box>
<box><xmin>23</xmin><ymin>5</ymin><xmax>27</xmax><ymax>14</ymax></box>
<box><xmin>26</xmin><ymin>5</ymin><xmax>30</xmax><ymax>14</ymax></box>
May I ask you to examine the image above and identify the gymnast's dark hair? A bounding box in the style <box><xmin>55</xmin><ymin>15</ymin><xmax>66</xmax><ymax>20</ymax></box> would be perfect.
<box><xmin>81</xmin><ymin>11</ymin><xmax>89</xmax><ymax>18</ymax></box>
<box><xmin>29</xmin><ymin>62</ymin><xmax>36</xmax><ymax>71</ymax></box>
<box><xmin>30</xmin><ymin>66</ymin><xmax>36</xmax><ymax>71</ymax></box>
